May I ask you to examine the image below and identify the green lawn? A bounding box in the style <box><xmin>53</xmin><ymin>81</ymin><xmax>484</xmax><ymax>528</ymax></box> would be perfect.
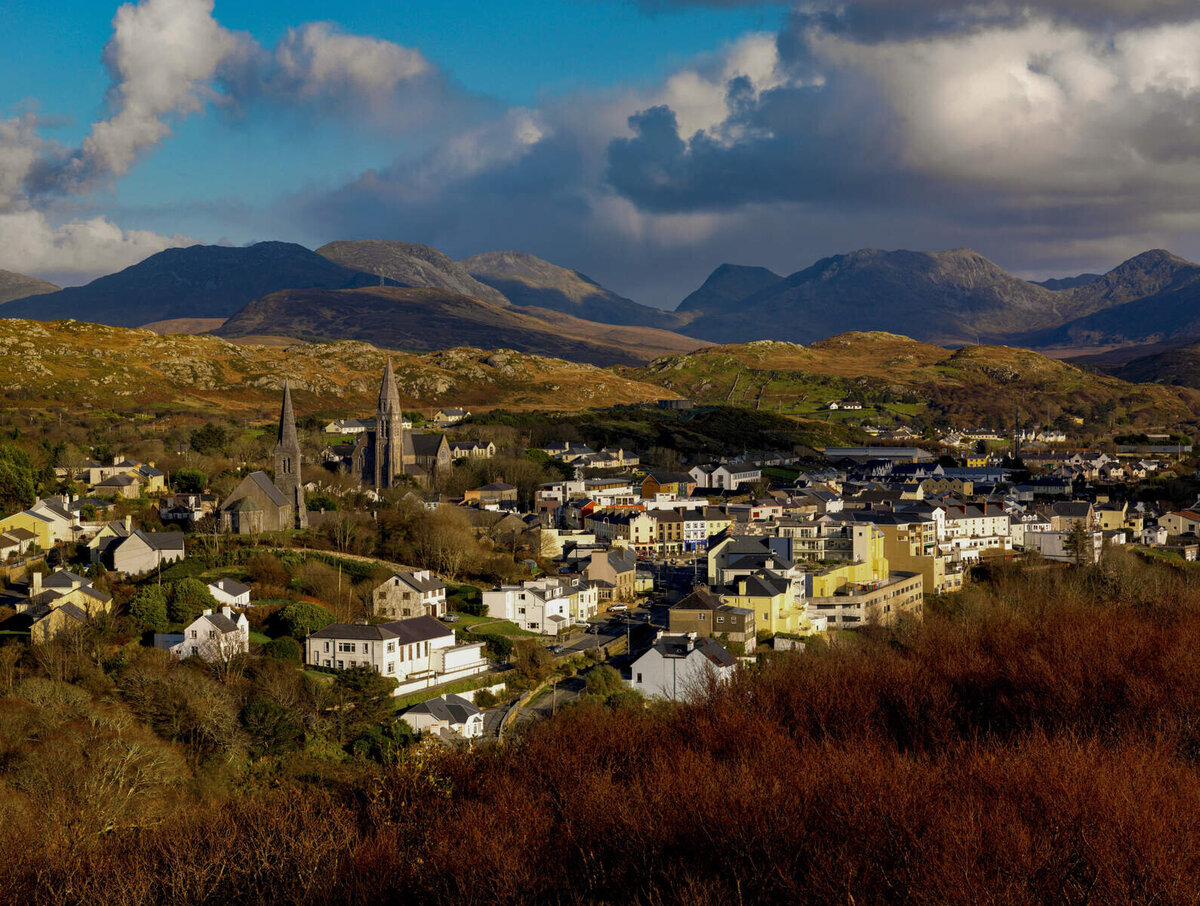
<box><xmin>249</xmin><ymin>630</ymin><xmax>272</xmax><ymax>645</ymax></box>
<box><xmin>454</xmin><ymin>614</ymin><xmax>540</xmax><ymax>638</ymax></box>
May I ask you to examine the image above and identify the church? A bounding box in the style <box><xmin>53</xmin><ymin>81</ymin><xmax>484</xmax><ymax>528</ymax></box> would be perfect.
<box><xmin>347</xmin><ymin>360</ymin><xmax>452</xmax><ymax>488</ymax></box>
<box><xmin>219</xmin><ymin>382</ymin><xmax>308</xmax><ymax>533</ymax></box>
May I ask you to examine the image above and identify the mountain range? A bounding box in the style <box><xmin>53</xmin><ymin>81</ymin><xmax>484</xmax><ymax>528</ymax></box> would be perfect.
<box><xmin>215</xmin><ymin>285</ymin><xmax>701</xmax><ymax>366</ymax></box>
<box><xmin>6</xmin><ymin>239</ymin><xmax>1200</xmax><ymax>372</ymax></box>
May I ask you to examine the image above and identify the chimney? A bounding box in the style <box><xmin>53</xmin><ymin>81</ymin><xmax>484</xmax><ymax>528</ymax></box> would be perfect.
<box><xmin>202</xmin><ymin>608</ymin><xmax>212</xmax><ymax>617</ymax></box>
<box><xmin>124</xmin><ymin>515</ymin><xmax>132</xmax><ymax>533</ymax></box>
<box><xmin>31</xmin><ymin>571</ymin><xmax>41</xmax><ymax>596</ymax></box>
<box><xmin>220</xmin><ymin>606</ymin><xmax>233</xmax><ymax>618</ymax></box>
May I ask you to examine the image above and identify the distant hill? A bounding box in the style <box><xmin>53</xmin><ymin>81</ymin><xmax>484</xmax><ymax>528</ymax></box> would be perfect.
<box><xmin>461</xmin><ymin>250</ymin><xmax>684</xmax><ymax>330</ymax></box>
<box><xmin>1019</xmin><ymin>251</ymin><xmax>1200</xmax><ymax>349</ymax></box>
<box><xmin>216</xmin><ymin>286</ymin><xmax>704</xmax><ymax>367</ymax></box>
<box><xmin>677</xmin><ymin>263</ymin><xmax>783</xmax><ymax>313</ymax></box>
<box><xmin>1034</xmin><ymin>273</ymin><xmax>1102</xmax><ymax>291</ymax></box>
<box><xmin>0</xmin><ymin>318</ymin><xmax>674</xmax><ymax>417</ymax></box>
<box><xmin>0</xmin><ymin>242</ymin><xmax>381</xmax><ymax>327</ymax></box>
<box><xmin>622</xmin><ymin>332</ymin><xmax>1198</xmax><ymax>431</ymax></box>
<box><xmin>317</xmin><ymin>240</ymin><xmax>510</xmax><ymax>308</ymax></box>
<box><xmin>672</xmin><ymin>246</ymin><xmax>1200</xmax><ymax>348</ymax></box>
<box><xmin>672</xmin><ymin>248</ymin><xmax>1120</xmax><ymax>346</ymax></box>
<box><xmin>0</xmin><ymin>269</ymin><xmax>58</xmax><ymax>305</ymax></box>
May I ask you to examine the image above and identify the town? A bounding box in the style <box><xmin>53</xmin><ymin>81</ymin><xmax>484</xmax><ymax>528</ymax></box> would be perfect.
<box><xmin>1</xmin><ymin>362</ymin><xmax>1195</xmax><ymax>747</ymax></box>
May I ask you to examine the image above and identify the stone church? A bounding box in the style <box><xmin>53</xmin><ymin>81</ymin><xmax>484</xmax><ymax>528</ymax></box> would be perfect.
<box><xmin>349</xmin><ymin>360</ymin><xmax>452</xmax><ymax>488</ymax></box>
<box><xmin>219</xmin><ymin>382</ymin><xmax>308</xmax><ymax>533</ymax></box>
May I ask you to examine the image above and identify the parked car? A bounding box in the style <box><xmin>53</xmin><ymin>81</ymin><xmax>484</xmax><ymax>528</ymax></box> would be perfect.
<box><xmin>440</xmin><ymin>614</ymin><xmax>460</xmax><ymax>623</ymax></box>
<box><xmin>549</xmin><ymin>644</ymin><xmax>565</xmax><ymax>655</ymax></box>
<box><xmin>610</xmin><ymin>604</ymin><xmax>629</xmax><ymax>613</ymax></box>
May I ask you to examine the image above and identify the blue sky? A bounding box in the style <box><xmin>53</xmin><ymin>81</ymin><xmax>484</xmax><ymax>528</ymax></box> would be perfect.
<box><xmin>5</xmin><ymin>0</ymin><xmax>1200</xmax><ymax>306</ymax></box>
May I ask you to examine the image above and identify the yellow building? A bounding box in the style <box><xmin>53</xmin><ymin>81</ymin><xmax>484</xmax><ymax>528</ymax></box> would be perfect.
<box><xmin>0</xmin><ymin>510</ymin><xmax>55</xmax><ymax>549</ymax></box>
<box><xmin>722</xmin><ymin>569</ymin><xmax>807</xmax><ymax>636</ymax></box>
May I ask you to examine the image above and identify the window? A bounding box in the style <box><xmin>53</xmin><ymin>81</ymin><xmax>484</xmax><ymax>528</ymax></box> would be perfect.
<box><xmin>386</xmin><ymin>662</ymin><xmax>395</xmax><ymax>674</ymax></box>
<box><xmin>636</xmin><ymin>673</ymin><xmax>643</xmax><ymax>684</ymax></box>
<box><xmin>324</xmin><ymin>642</ymin><xmax>330</xmax><ymax>652</ymax></box>
<box><xmin>716</xmin><ymin>616</ymin><xmax>724</xmax><ymax>624</ymax></box>
<box><xmin>387</xmin><ymin>642</ymin><xmax>395</xmax><ymax>653</ymax></box>
<box><xmin>190</xmin><ymin>630</ymin><xmax>197</xmax><ymax>639</ymax></box>
<box><xmin>337</xmin><ymin>660</ymin><xmax>344</xmax><ymax>669</ymax></box>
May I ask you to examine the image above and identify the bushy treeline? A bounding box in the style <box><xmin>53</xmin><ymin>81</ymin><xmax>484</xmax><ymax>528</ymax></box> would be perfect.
<box><xmin>10</xmin><ymin>550</ymin><xmax>1200</xmax><ymax>903</ymax></box>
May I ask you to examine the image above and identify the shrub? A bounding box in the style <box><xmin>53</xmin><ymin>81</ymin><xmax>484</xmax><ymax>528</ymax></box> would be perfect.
<box><xmin>279</xmin><ymin>600</ymin><xmax>334</xmax><ymax>639</ymax></box>
<box><xmin>168</xmin><ymin>578</ymin><xmax>216</xmax><ymax>625</ymax></box>
<box><xmin>128</xmin><ymin>586</ymin><xmax>168</xmax><ymax>632</ymax></box>
<box><xmin>264</xmin><ymin>637</ymin><xmax>302</xmax><ymax>663</ymax></box>
<box><xmin>472</xmin><ymin>689</ymin><xmax>499</xmax><ymax>709</ymax></box>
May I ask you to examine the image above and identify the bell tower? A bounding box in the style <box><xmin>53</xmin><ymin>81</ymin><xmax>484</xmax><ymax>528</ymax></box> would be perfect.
<box><xmin>273</xmin><ymin>380</ymin><xmax>308</xmax><ymax>528</ymax></box>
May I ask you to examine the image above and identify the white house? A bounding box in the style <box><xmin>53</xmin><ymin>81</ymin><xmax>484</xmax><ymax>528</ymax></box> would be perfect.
<box><xmin>1026</xmin><ymin>529</ymin><xmax>1103</xmax><ymax>564</ymax></box>
<box><xmin>155</xmin><ymin>607</ymin><xmax>250</xmax><ymax>662</ymax></box>
<box><xmin>629</xmin><ymin>633</ymin><xmax>737</xmax><ymax>701</ymax></box>
<box><xmin>482</xmin><ymin>577</ymin><xmax>598</xmax><ymax>634</ymax></box>
<box><xmin>208</xmin><ymin>578</ymin><xmax>252</xmax><ymax>607</ymax></box>
<box><xmin>304</xmin><ymin>616</ymin><xmax>489</xmax><ymax>696</ymax></box>
<box><xmin>402</xmin><ymin>694</ymin><xmax>484</xmax><ymax>740</ymax></box>
<box><xmin>106</xmin><ymin>529</ymin><xmax>186</xmax><ymax>576</ymax></box>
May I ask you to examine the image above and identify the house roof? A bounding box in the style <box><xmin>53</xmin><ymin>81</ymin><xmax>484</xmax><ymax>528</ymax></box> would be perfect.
<box><xmin>406</xmin><ymin>693</ymin><xmax>481</xmax><ymax>725</ymax></box>
<box><xmin>209</xmin><ymin>578</ymin><xmax>251</xmax><ymax>597</ymax></box>
<box><xmin>137</xmin><ymin>530</ymin><xmax>186</xmax><ymax>551</ymax></box>
<box><xmin>388</xmin><ymin>571</ymin><xmax>444</xmax><ymax>594</ymax></box>
<box><xmin>202</xmin><ymin>612</ymin><xmax>241</xmax><ymax>634</ymax></box>
<box><xmin>309</xmin><ymin>614</ymin><xmax>453</xmax><ymax>644</ymax></box>
<box><xmin>97</xmin><ymin>474</ymin><xmax>137</xmax><ymax>487</ymax></box>
<box><xmin>671</xmin><ymin>587</ymin><xmax>722</xmax><ymax>611</ymax></box>
<box><xmin>410</xmin><ymin>434</ymin><xmax>447</xmax><ymax>456</ymax></box>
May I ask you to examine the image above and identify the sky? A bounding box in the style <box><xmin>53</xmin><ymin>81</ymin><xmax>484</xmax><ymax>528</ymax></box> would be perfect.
<box><xmin>6</xmin><ymin>0</ymin><xmax>1200</xmax><ymax>308</ymax></box>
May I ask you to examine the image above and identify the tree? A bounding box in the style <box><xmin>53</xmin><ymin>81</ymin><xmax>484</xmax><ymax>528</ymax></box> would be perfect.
<box><xmin>511</xmin><ymin>640</ymin><xmax>554</xmax><ymax>682</ymax></box>
<box><xmin>242</xmin><ymin>698</ymin><xmax>302</xmax><ymax>758</ymax></box>
<box><xmin>279</xmin><ymin>600</ymin><xmax>334</xmax><ymax>639</ymax></box>
<box><xmin>584</xmin><ymin>664</ymin><xmax>624</xmax><ymax>699</ymax></box>
<box><xmin>333</xmin><ymin>665</ymin><xmax>399</xmax><ymax>728</ymax></box>
<box><xmin>264</xmin><ymin>637</ymin><xmax>302</xmax><ymax>663</ymax></box>
<box><xmin>172</xmin><ymin>467</ymin><xmax>207</xmax><ymax>494</ymax></box>
<box><xmin>189</xmin><ymin>423</ymin><xmax>228</xmax><ymax>456</ymax></box>
<box><xmin>168</xmin><ymin>578</ymin><xmax>216</xmax><ymax>625</ymax></box>
<box><xmin>128</xmin><ymin>586</ymin><xmax>169</xmax><ymax>633</ymax></box>
<box><xmin>0</xmin><ymin>445</ymin><xmax>37</xmax><ymax>513</ymax></box>
<box><xmin>1065</xmin><ymin>520</ymin><xmax>1093</xmax><ymax>566</ymax></box>
<box><xmin>350</xmin><ymin>720</ymin><xmax>416</xmax><ymax>763</ymax></box>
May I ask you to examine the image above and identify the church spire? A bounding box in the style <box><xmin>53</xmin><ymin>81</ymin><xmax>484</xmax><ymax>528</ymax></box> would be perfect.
<box><xmin>278</xmin><ymin>379</ymin><xmax>299</xmax><ymax>448</ymax></box>
<box><xmin>273</xmin><ymin>380</ymin><xmax>307</xmax><ymax>529</ymax></box>
<box><xmin>379</xmin><ymin>357</ymin><xmax>401</xmax><ymax>414</ymax></box>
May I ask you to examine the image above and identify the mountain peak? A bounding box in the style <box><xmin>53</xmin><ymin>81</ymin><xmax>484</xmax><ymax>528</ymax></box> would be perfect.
<box><xmin>0</xmin><ymin>268</ymin><xmax>60</xmax><ymax>305</ymax></box>
<box><xmin>316</xmin><ymin>240</ymin><xmax>510</xmax><ymax>307</ymax></box>
<box><xmin>677</xmin><ymin>263</ymin><xmax>783</xmax><ymax>312</ymax></box>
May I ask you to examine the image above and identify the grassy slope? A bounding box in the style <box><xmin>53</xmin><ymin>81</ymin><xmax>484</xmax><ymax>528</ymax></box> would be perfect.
<box><xmin>0</xmin><ymin>319</ymin><xmax>675</xmax><ymax>419</ymax></box>
<box><xmin>621</xmin><ymin>333</ymin><xmax>1200</xmax><ymax>430</ymax></box>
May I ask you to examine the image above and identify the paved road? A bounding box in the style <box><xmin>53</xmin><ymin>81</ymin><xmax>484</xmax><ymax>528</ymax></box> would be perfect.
<box><xmin>515</xmin><ymin>676</ymin><xmax>586</xmax><ymax>725</ymax></box>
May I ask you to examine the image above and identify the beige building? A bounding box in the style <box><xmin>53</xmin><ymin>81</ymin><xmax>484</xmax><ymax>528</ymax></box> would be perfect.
<box><xmin>371</xmin><ymin>570</ymin><xmax>447</xmax><ymax>620</ymax></box>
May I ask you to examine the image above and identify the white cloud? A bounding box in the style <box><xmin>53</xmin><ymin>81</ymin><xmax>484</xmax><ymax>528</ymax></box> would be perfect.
<box><xmin>0</xmin><ymin>209</ymin><xmax>191</xmax><ymax>278</ymax></box>
<box><xmin>74</xmin><ymin>0</ymin><xmax>243</xmax><ymax>184</ymax></box>
<box><xmin>271</xmin><ymin>22</ymin><xmax>431</xmax><ymax>106</ymax></box>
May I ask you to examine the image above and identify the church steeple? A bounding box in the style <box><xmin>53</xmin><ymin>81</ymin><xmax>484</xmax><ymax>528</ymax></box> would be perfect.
<box><xmin>273</xmin><ymin>380</ymin><xmax>308</xmax><ymax>529</ymax></box>
<box><xmin>373</xmin><ymin>359</ymin><xmax>405</xmax><ymax>488</ymax></box>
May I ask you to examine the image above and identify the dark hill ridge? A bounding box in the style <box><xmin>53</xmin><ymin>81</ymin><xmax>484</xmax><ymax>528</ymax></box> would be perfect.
<box><xmin>0</xmin><ymin>268</ymin><xmax>58</xmax><ymax>305</ymax></box>
<box><xmin>461</xmin><ymin>250</ymin><xmax>684</xmax><ymax>330</ymax></box>
<box><xmin>1018</xmin><ymin>250</ymin><xmax>1200</xmax><ymax>349</ymax></box>
<box><xmin>215</xmin><ymin>286</ymin><xmax>704</xmax><ymax>367</ymax></box>
<box><xmin>677</xmin><ymin>248</ymin><xmax>1088</xmax><ymax>345</ymax></box>
<box><xmin>316</xmin><ymin>240</ymin><xmax>510</xmax><ymax>308</ymax></box>
<box><xmin>1034</xmin><ymin>273</ymin><xmax>1102</xmax><ymax>291</ymax></box>
<box><xmin>677</xmin><ymin>263</ymin><xmax>783</xmax><ymax>313</ymax></box>
<box><xmin>674</xmin><ymin>247</ymin><xmax>1200</xmax><ymax>349</ymax></box>
<box><xmin>0</xmin><ymin>242</ymin><xmax>382</xmax><ymax>327</ymax></box>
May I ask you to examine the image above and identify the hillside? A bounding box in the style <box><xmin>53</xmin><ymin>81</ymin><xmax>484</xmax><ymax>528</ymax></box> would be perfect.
<box><xmin>0</xmin><ymin>242</ymin><xmax>381</xmax><ymax>326</ymax></box>
<box><xmin>676</xmin><ymin>263</ymin><xmax>784</xmax><ymax>312</ymax></box>
<box><xmin>0</xmin><ymin>268</ymin><xmax>58</xmax><ymax>305</ymax></box>
<box><xmin>0</xmin><ymin>318</ymin><xmax>675</xmax><ymax>417</ymax></box>
<box><xmin>1020</xmin><ymin>251</ymin><xmax>1200</xmax><ymax>349</ymax></box>
<box><xmin>216</xmin><ymin>286</ymin><xmax>704</xmax><ymax>367</ymax></box>
<box><xmin>316</xmin><ymin>240</ymin><xmax>510</xmax><ymax>307</ymax></box>
<box><xmin>622</xmin><ymin>332</ymin><xmax>1200</xmax><ymax>431</ymax></box>
<box><xmin>675</xmin><ymin>248</ymin><xmax>1110</xmax><ymax>345</ymax></box>
<box><xmin>461</xmin><ymin>250</ymin><xmax>685</xmax><ymax>330</ymax></box>
<box><xmin>674</xmin><ymin>248</ymin><xmax>1200</xmax><ymax>348</ymax></box>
